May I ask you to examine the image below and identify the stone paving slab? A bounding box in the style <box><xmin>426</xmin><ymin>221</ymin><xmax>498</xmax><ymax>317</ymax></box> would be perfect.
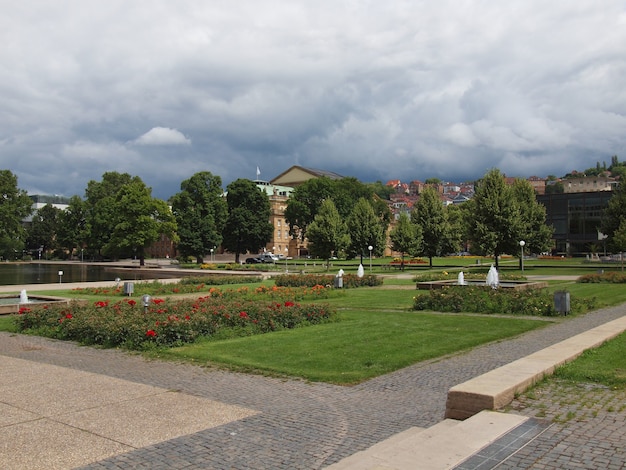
<box><xmin>0</xmin><ymin>356</ymin><xmax>258</xmax><ymax>469</ymax></box>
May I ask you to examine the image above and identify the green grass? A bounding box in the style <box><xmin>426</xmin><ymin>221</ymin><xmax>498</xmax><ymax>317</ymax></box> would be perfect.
<box><xmin>0</xmin><ymin>315</ymin><xmax>18</xmax><ymax>332</ymax></box>
<box><xmin>160</xmin><ymin>310</ymin><xmax>545</xmax><ymax>384</ymax></box>
<box><xmin>555</xmin><ymin>331</ymin><xmax>626</xmax><ymax>388</ymax></box>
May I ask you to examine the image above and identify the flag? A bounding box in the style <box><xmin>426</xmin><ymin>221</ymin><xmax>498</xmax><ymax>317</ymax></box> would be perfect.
<box><xmin>256</xmin><ymin>166</ymin><xmax>261</xmax><ymax>178</ymax></box>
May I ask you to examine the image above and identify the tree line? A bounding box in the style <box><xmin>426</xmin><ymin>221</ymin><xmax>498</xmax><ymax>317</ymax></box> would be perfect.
<box><xmin>2</xmin><ymin>167</ymin><xmax>626</xmax><ymax>267</ymax></box>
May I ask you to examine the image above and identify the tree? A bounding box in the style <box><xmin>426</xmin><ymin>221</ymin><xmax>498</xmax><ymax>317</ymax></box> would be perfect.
<box><xmin>171</xmin><ymin>171</ymin><xmax>227</xmax><ymax>263</ymax></box>
<box><xmin>26</xmin><ymin>204</ymin><xmax>61</xmax><ymax>258</ymax></box>
<box><xmin>0</xmin><ymin>170</ymin><xmax>33</xmax><ymax>260</ymax></box>
<box><xmin>84</xmin><ymin>172</ymin><xmax>137</xmax><ymax>259</ymax></box>
<box><xmin>306</xmin><ymin>199</ymin><xmax>349</xmax><ymax>267</ymax></box>
<box><xmin>601</xmin><ymin>182</ymin><xmax>626</xmax><ymax>253</ymax></box>
<box><xmin>389</xmin><ymin>212</ymin><xmax>422</xmax><ymax>270</ymax></box>
<box><xmin>511</xmin><ymin>179</ymin><xmax>554</xmax><ymax>262</ymax></box>
<box><xmin>103</xmin><ymin>179</ymin><xmax>178</xmax><ymax>266</ymax></box>
<box><xmin>612</xmin><ymin>219</ymin><xmax>626</xmax><ymax>271</ymax></box>
<box><xmin>412</xmin><ymin>187</ymin><xmax>449</xmax><ymax>267</ymax></box>
<box><xmin>57</xmin><ymin>195</ymin><xmax>88</xmax><ymax>259</ymax></box>
<box><xmin>346</xmin><ymin>198</ymin><xmax>385</xmax><ymax>263</ymax></box>
<box><xmin>284</xmin><ymin>177</ymin><xmax>335</xmax><ymax>242</ymax></box>
<box><xmin>222</xmin><ymin>179</ymin><xmax>274</xmax><ymax>264</ymax></box>
<box><xmin>442</xmin><ymin>204</ymin><xmax>464</xmax><ymax>255</ymax></box>
<box><xmin>463</xmin><ymin>169</ymin><xmax>522</xmax><ymax>269</ymax></box>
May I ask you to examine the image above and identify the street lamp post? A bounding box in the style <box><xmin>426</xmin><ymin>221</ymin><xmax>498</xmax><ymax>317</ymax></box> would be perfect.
<box><xmin>284</xmin><ymin>247</ymin><xmax>288</xmax><ymax>272</ymax></box>
<box><xmin>210</xmin><ymin>248</ymin><xmax>214</xmax><ymax>263</ymax></box>
<box><xmin>368</xmin><ymin>245</ymin><xmax>373</xmax><ymax>272</ymax></box>
<box><xmin>519</xmin><ymin>240</ymin><xmax>526</xmax><ymax>273</ymax></box>
<box><xmin>58</xmin><ymin>270</ymin><xmax>63</xmax><ymax>284</ymax></box>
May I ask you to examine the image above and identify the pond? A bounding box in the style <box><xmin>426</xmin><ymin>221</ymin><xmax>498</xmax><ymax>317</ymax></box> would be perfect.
<box><xmin>0</xmin><ymin>262</ymin><xmax>175</xmax><ymax>286</ymax></box>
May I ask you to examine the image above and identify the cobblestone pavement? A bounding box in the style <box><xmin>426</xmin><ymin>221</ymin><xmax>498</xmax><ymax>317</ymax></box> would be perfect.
<box><xmin>499</xmin><ymin>381</ymin><xmax>626</xmax><ymax>469</ymax></box>
<box><xmin>1</xmin><ymin>304</ymin><xmax>625</xmax><ymax>469</ymax></box>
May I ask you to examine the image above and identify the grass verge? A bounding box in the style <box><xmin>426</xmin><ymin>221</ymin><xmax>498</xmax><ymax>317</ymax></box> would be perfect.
<box><xmin>554</xmin><ymin>331</ymin><xmax>626</xmax><ymax>388</ymax></box>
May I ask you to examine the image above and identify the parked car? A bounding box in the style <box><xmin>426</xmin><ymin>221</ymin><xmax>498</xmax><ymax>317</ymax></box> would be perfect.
<box><xmin>259</xmin><ymin>253</ymin><xmax>279</xmax><ymax>263</ymax></box>
<box><xmin>245</xmin><ymin>257</ymin><xmax>263</xmax><ymax>264</ymax></box>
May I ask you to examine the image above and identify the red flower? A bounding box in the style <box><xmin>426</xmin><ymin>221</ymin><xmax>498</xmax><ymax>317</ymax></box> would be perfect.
<box><xmin>18</xmin><ymin>307</ymin><xmax>30</xmax><ymax>314</ymax></box>
<box><xmin>65</xmin><ymin>313</ymin><xmax>73</xmax><ymax>319</ymax></box>
<box><xmin>94</xmin><ymin>300</ymin><xmax>109</xmax><ymax>308</ymax></box>
<box><xmin>153</xmin><ymin>298</ymin><xmax>165</xmax><ymax>305</ymax></box>
<box><xmin>127</xmin><ymin>299</ymin><xmax>137</xmax><ymax>306</ymax></box>
<box><xmin>185</xmin><ymin>315</ymin><xmax>191</xmax><ymax>320</ymax></box>
<box><xmin>239</xmin><ymin>311</ymin><xmax>248</xmax><ymax>319</ymax></box>
<box><xmin>284</xmin><ymin>301</ymin><xmax>295</xmax><ymax>307</ymax></box>
<box><xmin>145</xmin><ymin>329</ymin><xmax>157</xmax><ymax>337</ymax></box>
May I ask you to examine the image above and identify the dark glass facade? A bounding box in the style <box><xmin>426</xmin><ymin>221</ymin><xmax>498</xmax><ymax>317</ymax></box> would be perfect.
<box><xmin>537</xmin><ymin>191</ymin><xmax>613</xmax><ymax>256</ymax></box>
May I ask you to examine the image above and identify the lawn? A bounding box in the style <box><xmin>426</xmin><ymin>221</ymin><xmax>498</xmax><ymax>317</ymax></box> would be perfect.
<box><xmin>555</xmin><ymin>331</ymin><xmax>626</xmax><ymax>388</ymax></box>
<box><xmin>159</xmin><ymin>310</ymin><xmax>546</xmax><ymax>384</ymax></box>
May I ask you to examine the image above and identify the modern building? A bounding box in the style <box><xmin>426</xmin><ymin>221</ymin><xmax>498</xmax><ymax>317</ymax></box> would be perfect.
<box><xmin>537</xmin><ymin>190</ymin><xmax>614</xmax><ymax>256</ymax></box>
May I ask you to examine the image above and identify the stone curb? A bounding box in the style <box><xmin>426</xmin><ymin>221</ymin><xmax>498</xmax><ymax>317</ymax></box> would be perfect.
<box><xmin>445</xmin><ymin>315</ymin><xmax>626</xmax><ymax>420</ymax></box>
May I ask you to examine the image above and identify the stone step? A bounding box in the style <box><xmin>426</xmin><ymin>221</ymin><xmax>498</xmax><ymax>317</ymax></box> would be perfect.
<box><xmin>325</xmin><ymin>411</ymin><xmax>528</xmax><ymax>470</ymax></box>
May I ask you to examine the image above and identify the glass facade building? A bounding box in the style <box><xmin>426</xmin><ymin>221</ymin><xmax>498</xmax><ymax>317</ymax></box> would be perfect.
<box><xmin>537</xmin><ymin>191</ymin><xmax>613</xmax><ymax>256</ymax></box>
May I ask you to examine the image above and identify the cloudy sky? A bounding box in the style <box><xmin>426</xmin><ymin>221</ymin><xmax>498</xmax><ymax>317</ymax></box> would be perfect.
<box><xmin>2</xmin><ymin>1</ymin><xmax>625</xmax><ymax>200</ymax></box>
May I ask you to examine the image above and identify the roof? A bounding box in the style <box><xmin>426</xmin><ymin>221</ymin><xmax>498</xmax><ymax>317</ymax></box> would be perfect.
<box><xmin>270</xmin><ymin>165</ymin><xmax>344</xmax><ymax>187</ymax></box>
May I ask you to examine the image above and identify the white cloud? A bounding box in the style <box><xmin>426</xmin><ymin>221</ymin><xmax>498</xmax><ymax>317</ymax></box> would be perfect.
<box><xmin>133</xmin><ymin>127</ymin><xmax>191</xmax><ymax>146</ymax></box>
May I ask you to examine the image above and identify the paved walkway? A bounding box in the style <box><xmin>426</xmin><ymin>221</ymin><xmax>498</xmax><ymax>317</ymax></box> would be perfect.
<box><xmin>1</xmin><ymin>289</ymin><xmax>625</xmax><ymax>468</ymax></box>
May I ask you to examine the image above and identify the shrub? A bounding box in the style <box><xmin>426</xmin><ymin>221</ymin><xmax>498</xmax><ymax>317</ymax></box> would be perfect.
<box><xmin>274</xmin><ymin>273</ymin><xmax>383</xmax><ymax>288</ymax></box>
<box><xmin>412</xmin><ymin>286</ymin><xmax>593</xmax><ymax>316</ymax></box>
<box><xmin>578</xmin><ymin>271</ymin><xmax>626</xmax><ymax>283</ymax></box>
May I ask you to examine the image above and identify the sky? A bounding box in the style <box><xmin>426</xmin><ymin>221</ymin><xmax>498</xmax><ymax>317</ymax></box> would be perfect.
<box><xmin>1</xmin><ymin>1</ymin><xmax>625</xmax><ymax>200</ymax></box>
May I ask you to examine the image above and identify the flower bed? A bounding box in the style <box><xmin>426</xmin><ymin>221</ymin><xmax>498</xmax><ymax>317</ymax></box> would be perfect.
<box><xmin>274</xmin><ymin>273</ymin><xmax>383</xmax><ymax>288</ymax></box>
<box><xmin>412</xmin><ymin>285</ymin><xmax>595</xmax><ymax>316</ymax></box>
<box><xmin>15</xmin><ymin>287</ymin><xmax>335</xmax><ymax>350</ymax></box>
<box><xmin>578</xmin><ymin>271</ymin><xmax>626</xmax><ymax>283</ymax></box>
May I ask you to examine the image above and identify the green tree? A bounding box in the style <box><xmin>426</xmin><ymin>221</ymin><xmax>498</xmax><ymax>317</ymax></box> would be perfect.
<box><xmin>389</xmin><ymin>212</ymin><xmax>422</xmax><ymax>270</ymax></box>
<box><xmin>412</xmin><ymin>187</ymin><xmax>449</xmax><ymax>267</ymax></box>
<box><xmin>612</xmin><ymin>219</ymin><xmax>626</xmax><ymax>271</ymax></box>
<box><xmin>222</xmin><ymin>179</ymin><xmax>274</xmax><ymax>263</ymax></box>
<box><xmin>366</xmin><ymin>180</ymin><xmax>394</xmax><ymax>200</ymax></box>
<box><xmin>332</xmin><ymin>177</ymin><xmax>374</xmax><ymax>219</ymax></box>
<box><xmin>442</xmin><ymin>204</ymin><xmax>464</xmax><ymax>255</ymax></box>
<box><xmin>26</xmin><ymin>204</ymin><xmax>61</xmax><ymax>258</ymax></box>
<box><xmin>57</xmin><ymin>195</ymin><xmax>88</xmax><ymax>260</ymax></box>
<box><xmin>103</xmin><ymin>179</ymin><xmax>178</xmax><ymax>266</ymax></box>
<box><xmin>346</xmin><ymin>198</ymin><xmax>385</xmax><ymax>263</ymax></box>
<box><xmin>171</xmin><ymin>171</ymin><xmax>227</xmax><ymax>263</ymax></box>
<box><xmin>601</xmin><ymin>182</ymin><xmax>626</xmax><ymax>253</ymax></box>
<box><xmin>0</xmin><ymin>170</ymin><xmax>33</xmax><ymax>260</ymax></box>
<box><xmin>306</xmin><ymin>199</ymin><xmax>349</xmax><ymax>267</ymax></box>
<box><xmin>463</xmin><ymin>169</ymin><xmax>522</xmax><ymax>269</ymax></box>
<box><xmin>284</xmin><ymin>177</ymin><xmax>335</xmax><ymax>242</ymax></box>
<box><xmin>84</xmin><ymin>172</ymin><xmax>137</xmax><ymax>259</ymax></box>
<box><xmin>511</xmin><ymin>179</ymin><xmax>554</xmax><ymax>262</ymax></box>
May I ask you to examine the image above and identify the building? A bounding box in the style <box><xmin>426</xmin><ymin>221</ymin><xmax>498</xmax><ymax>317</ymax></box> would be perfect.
<box><xmin>538</xmin><ymin>191</ymin><xmax>614</xmax><ymax>256</ymax></box>
<box><xmin>254</xmin><ymin>180</ymin><xmax>296</xmax><ymax>257</ymax></box>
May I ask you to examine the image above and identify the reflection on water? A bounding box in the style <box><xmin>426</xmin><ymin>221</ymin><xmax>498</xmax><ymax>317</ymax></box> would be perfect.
<box><xmin>0</xmin><ymin>263</ymin><xmax>172</xmax><ymax>286</ymax></box>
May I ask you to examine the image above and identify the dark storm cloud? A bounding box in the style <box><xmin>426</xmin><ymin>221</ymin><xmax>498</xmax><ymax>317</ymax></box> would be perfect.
<box><xmin>1</xmin><ymin>1</ymin><xmax>624</xmax><ymax>200</ymax></box>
